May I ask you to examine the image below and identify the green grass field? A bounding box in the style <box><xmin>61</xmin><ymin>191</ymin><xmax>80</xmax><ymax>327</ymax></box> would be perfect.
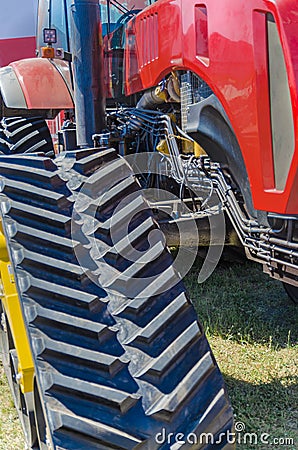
<box><xmin>0</xmin><ymin>259</ymin><xmax>297</xmax><ymax>449</ymax></box>
<box><xmin>185</xmin><ymin>259</ymin><xmax>297</xmax><ymax>449</ymax></box>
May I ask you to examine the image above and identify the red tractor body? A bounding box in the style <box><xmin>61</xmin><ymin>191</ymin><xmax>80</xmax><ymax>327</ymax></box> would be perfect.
<box><xmin>108</xmin><ymin>0</ymin><xmax>298</xmax><ymax>215</ymax></box>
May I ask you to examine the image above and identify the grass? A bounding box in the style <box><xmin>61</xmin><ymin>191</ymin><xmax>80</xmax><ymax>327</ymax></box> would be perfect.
<box><xmin>0</xmin><ymin>259</ymin><xmax>297</xmax><ymax>449</ymax></box>
<box><xmin>0</xmin><ymin>365</ymin><xmax>24</xmax><ymax>449</ymax></box>
<box><xmin>185</xmin><ymin>257</ymin><xmax>297</xmax><ymax>347</ymax></box>
<box><xmin>185</xmin><ymin>258</ymin><xmax>298</xmax><ymax>449</ymax></box>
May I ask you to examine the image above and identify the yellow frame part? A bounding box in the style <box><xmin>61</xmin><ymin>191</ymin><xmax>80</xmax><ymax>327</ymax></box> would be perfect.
<box><xmin>0</xmin><ymin>223</ymin><xmax>34</xmax><ymax>394</ymax></box>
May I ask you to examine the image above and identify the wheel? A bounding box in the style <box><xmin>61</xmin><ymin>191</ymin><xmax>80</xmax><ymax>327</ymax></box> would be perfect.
<box><xmin>283</xmin><ymin>282</ymin><xmax>298</xmax><ymax>304</ymax></box>
<box><xmin>0</xmin><ymin>149</ymin><xmax>234</xmax><ymax>449</ymax></box>
<box><xmin>0</xmin><ymin>117</ymin><xmax>54</xmax><ymax>156</ymax></box>
<box><xmin>0</xmin><ymin>304</ymin><xmax>38</xmax><ymax>448</ymax></box>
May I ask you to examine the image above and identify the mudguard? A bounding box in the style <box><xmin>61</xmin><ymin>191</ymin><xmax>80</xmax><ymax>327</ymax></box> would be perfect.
<box><xmin>0</xmin><ymin>58</ymin><xmax>73</xmax><ymax>117</ymax></box>
<box><xmin>124</xmin><ymin>0</ymin><xmax>298</xmax><ymax>215</ymax></box>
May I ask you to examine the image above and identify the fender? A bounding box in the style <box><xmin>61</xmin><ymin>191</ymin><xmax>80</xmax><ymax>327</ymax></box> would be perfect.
<box><xmin>0</xmin><ymin>58</ymin><xmax>74</xmax><ymax>119</ymax></box>
<box><xmin>187</xmin><ymin>95</ymin><xmax>256</xmax><ymax>219</ymax></box>
<box><xmin>125</xmin><ymin>0</ymin><xmax>298</xmax><ymax>215</ymax></box>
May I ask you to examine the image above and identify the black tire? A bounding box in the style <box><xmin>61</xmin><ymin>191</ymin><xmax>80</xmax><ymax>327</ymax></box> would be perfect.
<box><xmin>0</xmin><ymin>149</ymin><xmax>234</xmax><ymax>449</ymax></box>
<box><xmin>0</xmin><ymin>117</ymin><xmax>54</xmax><ymax>156</ymax></box>
<box><xmin>283</xmin><ymin>282</ymin><xmax>298</xmax><ymax>304</ymax></box>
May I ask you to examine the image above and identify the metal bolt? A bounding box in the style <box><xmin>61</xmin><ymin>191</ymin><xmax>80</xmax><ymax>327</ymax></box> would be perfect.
<box><xmin>15</xmin><ymin>373</ymin><xmax>22</xmax><ymax>384</ymax></box>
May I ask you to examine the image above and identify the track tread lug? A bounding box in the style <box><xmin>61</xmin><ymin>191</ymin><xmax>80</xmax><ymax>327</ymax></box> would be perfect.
<box><xmin>136</xmin><ymin>321</ymin><xmax>201</xmax><ymax>380</ymax></box>
<box><xmin>32</xmin><ymin>336</ymin><xmax>126</xmax><ymax>377</ymax></box>
<box><xmin>0</xmin><ymin>177</ymin><xmax>71</xmax><ymax>211</ymax></box>
<box><xmin>146</xmin><ymin>351</ymin><xmax>215</xmax><ymax>420</ymax></box>
<box><xmin>125</xmin><ymin>292</ymin><xmax>191</xmax><ymax>346</ymax></box>
<box><xmin>52</xmin><ymin>411</ymin><xmax>143</xmax><ymax>450</ymax></box>
<box><xmin>28</xmin><ymin>276</ymin><xmax>108</xmax><ymax>312</ymax></box>
<box><xmin>45</xmin><ymin>372</ymin><xmax>140</xmax><ymax>414</ymax></box>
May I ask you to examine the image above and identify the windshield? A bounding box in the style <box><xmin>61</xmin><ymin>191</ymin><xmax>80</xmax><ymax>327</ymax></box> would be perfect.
<box><xmin>100</xmin><ymin>0</ymin><xmax>152</xmax><ymax>22</ymax></box>
<box><xmin>37</xmin><ymin>0</ymin><xmax>153</xmax><ymax>52</ymax></box>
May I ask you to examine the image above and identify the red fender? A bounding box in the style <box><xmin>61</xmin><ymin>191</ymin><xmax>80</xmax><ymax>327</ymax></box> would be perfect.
<box><xmin>124</xmin><ymin>0</ymin><xmax>298</xmax><ymax>215</ymax></box>
<box><xmin>8</xmin><ymin>58</ymin><xmax>73</xmax><ymax>110</ymax></box>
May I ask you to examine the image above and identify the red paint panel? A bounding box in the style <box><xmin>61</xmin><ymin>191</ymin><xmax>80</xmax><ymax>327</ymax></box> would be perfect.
<box><xmin>127</xmin><ymin>0</ymin><xmax>183</xmax><ymax>92</ymax></box>
<box><xmin>125</xmin><ymin>0</ymin><xmax>298</xmax><ymax>214</ymax></box>
<box><xmin>0</xmin><ymin>36</ymin><xmax>36</xmax><ymax>67</ymax></box>
<box><xmin>10</xmin><ymin>58</ymin><xmax>73</xmax><ymax>110</ymax></box>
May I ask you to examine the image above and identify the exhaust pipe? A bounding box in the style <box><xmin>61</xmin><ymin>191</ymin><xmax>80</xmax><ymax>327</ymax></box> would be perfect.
<box><xmin>70</xmin><ymin>0</ymin><xmax>105</xmax><ymax>147</ymax></box>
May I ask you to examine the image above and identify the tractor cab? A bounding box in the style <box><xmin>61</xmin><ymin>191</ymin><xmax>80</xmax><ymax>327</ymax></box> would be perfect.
<box><xmin>36</xmin><ymin>0</ymin><xmax>153</xmax><ymax>99</ymax></box>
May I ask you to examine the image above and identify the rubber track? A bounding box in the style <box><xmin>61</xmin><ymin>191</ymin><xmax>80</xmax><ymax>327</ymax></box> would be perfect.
<box><xmin>0</xmin><ymin>149</ymin><xmax>234</xmax><ymax>449</ymax></box>
<box><xmin>0</xmin><ymin>117</ymin><xmax>54</xmax><ymax>155</ymax></box>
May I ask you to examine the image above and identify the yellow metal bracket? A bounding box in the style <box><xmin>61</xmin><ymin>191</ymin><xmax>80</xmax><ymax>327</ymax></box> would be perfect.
<box><xmin>0</xmin><ymin>224</ymin><xmax>34</xmax><ymax>394</ymax></box>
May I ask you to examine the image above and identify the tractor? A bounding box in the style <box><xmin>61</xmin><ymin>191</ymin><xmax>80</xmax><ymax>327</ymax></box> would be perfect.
<box><xmin>0</xmin><ymin>0</ymin><xmax>297</xmax><ymax>448</ymax></box>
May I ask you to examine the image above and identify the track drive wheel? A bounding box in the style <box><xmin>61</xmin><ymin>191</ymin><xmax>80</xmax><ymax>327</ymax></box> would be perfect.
<box><xmin>0</xmin><ymin>117</ymin><xmax>54</xmax><ymax>156</ymax></box>
<box><xmin>0</xmin><ymin>304</ymin><xmax>37</xmax><ymax>448</ymax></box>
<box><xmin>0</xmin><ymin>149</ymin><xmax>234</xmax><ymax>449</ymax></box>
